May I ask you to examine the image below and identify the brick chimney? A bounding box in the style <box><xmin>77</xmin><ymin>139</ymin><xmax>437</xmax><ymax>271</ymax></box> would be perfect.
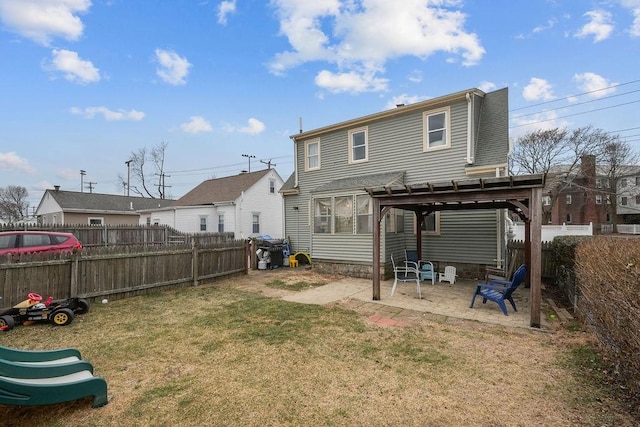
<box><xmin>581</xmin><ymin>154</ymin><xmax>596</xmax><ymax>184</ymax></box>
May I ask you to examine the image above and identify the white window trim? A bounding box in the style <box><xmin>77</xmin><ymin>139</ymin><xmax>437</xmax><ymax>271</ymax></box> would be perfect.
<box><xmin>595</xmin><ymin>195</ymin><xmax>602</xmax><ymax>205</ymax></box>
<box><xmin>413</xmin><ymin>212</ymin><xmax>441</xmax><ymax>236</ymax></box>
<box><xmin>566</xmin><ymin>194</ymin><xmax>572</xmax><ymax>205</ymax></box>
<box><xmin>348</xmin><ymin>127</ymin><xmax>368</xmax><ymax>164</ymax></box>
<box><xmin>199</xmin><ymin>215</ymin><xmax>208</xmax><ymax>232</ymax></box>
<box><xmin>88</xmin><ymin>217</ymin><xmax>104</xmax><ymax>225</ymax></box>
<box><xmin>423</xmin><ymin>107</ymin><xmax>451</xmax><ymax>152</ymax></box>
<box><xmin>305</xmin><ymin>139</ymin><xmax>320</xmax><ymax>171</ymax></box>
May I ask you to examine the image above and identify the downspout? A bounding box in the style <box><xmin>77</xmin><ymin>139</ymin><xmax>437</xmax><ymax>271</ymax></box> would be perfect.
<box><xmin>466</xmin><ymin>92</ymin><xmax>474</xmax><ymax>164</ymax></box>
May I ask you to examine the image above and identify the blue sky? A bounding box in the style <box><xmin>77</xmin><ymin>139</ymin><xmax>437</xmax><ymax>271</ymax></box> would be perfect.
<box><xmin>1</xmin><ymin>0</ymin><xmax>639</xmax><ymax>210</ymax></box>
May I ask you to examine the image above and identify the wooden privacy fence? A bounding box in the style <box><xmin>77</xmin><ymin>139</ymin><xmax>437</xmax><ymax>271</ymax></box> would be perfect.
<box><xmin>0</xmin><ymin>241</ymin><xmax>247</xmax><ymax>309</ymax></box>
<box><xmin>509</xmin><ymin>240</ymin><xmax>555</xmax><ymax>279</ymax></box>
<box><xmin>0</xmin><ymin>224</ymin><xmax>235</xmax><ymax>247</ymax></box>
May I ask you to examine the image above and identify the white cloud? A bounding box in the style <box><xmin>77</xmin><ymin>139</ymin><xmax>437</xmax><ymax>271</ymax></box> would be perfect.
<box><xmin>573</xmin><ymin>72</ymin><xmax>617</xmax><ymax>98</ymax></box>
<box><xmin>407</xmin><ymin>70</ymin><xmax>422</xmax><ymax>83</ymax></box>
<box><xmin>70</xmin><ymin>106</ymin><xmax>145</xmax><ymax>121</ymax></box>
<box><xmin>239</xmin><ymin>118</ymin><xmax>265</xmax><ymax>135</ymax></box>
<box><xmin>575</xmin><ymin>10</ymin><xmax>614</xmax><ymax>42</ymax></box>
<box><xmin>0</xmin><ymin>0</ymin><xmax>90</xmax><ymax>46</ymax></box>
<box><xmin>510</xmin><ymin>110</ymin><xmax>570</xmax><ymax>138</ymax></box>
<box><xmin>217</xmin><ymin>0</ymin><xmax>237</xmax><ymax>25</ymax></box>
<box><xmin>478</xmin><ymin>81</ymin><xmax>497</xmax><ymax>93</ymax></box>
<box><xmin>620</xmin><ymin>0</ymin><xmax>640</xmax><ymax>37</ymax></box>
<box><xmin>224</xmin><ymin>118</ymin><xmax>266</xmax><ymax>135</ymax></box>
<box><xmin>268</xmin><ymin>0</ymin><xmax>484</xmax><ymax>93</ymax></box>
<box><xmin>522</xmin><ymin>77</ymin><xmax>555</xmax><ymax>101</ymax></box>
<box><xmin>384</xmin><ymin>94</ymin><xmax>425</xmax><ymax>110</ymax></box>
<box><xmin>180</xmin><ymin>116</ymin><xmax>213</xmax><ymax>134</ymax></box>
<box><xmin>47</xmin><ymin>49</ymin><xmax>100</xmax><ymax>84</ymax></box>
<box><xmin>314</xmin><ymin>70</ymin><xmax>388</xmax><ymax>93</ymax></box>
<box><xmin>0</xmin><ymin>152</ymin><xmax>36</xmax><ymax>174</ymax></box>
<box><xmin>155</xmin><ymin>49</ymin><xmax>192</xmax><ymax>85</ymax></box>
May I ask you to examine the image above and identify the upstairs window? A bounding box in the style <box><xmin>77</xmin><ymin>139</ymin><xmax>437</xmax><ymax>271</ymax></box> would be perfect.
<box><xmin>348</xmin><ymin>128</ymin><xmax>368</xmax><ymax>163</ymax></box>
<box><xmin>269</xmin><ymin>179</ymin><xmax>276</xmax><ymax>194</ymax></box>
<box><xmin>596</xmin><ymin>195</ymin><xmax>603</xmax><ymax>205</ymax></box>
<box><xmin>566</xmin><ymin>194</ymin><xmax>572</xmax><ymax>205</ymax></box>
<box><xmin>621</xmin><ymin>196</ymin><xmax>628</xmax><ymax>206</ymax></box>
<box><xmin>305</xmin><ymin>139</ymin><xmax>320</xmax><ymax>171</ymax></box>
<box><xmin>542</xmin><ymin>196</ymin><xmax>551</xmax><ymax>206</ymax></box>
<box><xmin>423</xmin><ymin>108</ymin><xmax>450</xmax><ymax>151</ymax></box>
<box><xmin>621</xmin><ymin>178</ymin><xmax>628</xmax><ymax>187</ymax></box>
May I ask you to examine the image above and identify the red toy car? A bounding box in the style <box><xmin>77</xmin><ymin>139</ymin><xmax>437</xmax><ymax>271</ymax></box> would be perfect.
<box><xmin>0</xmin><ymin>231</ymin><xmax>82</xmax><ymax>257</ymax></box>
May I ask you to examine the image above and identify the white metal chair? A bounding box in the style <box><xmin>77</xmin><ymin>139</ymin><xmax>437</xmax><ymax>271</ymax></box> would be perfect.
<box><xmin>405</xmin><ymin>249</ymin><xmax>435</xmax><ymax>285</ymax></box>
<box><xmin>390</xmin><ymin>254</ymin><xmax>422</xmax><ymax>299</ymax></box>
<box><xmin>438</xmin><ymin>266</ymin><xmax>457</xmax><ymax>284</ymax></box>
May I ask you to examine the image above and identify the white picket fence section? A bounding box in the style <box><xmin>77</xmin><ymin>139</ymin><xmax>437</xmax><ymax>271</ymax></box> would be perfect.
<box><xmin>616</xmin><ymin>224</ymin><xmax>640</xmax><ymax>235</ymax></box>
<box><xmin>511</xmin><ymin>222</ymin><xmax>593</xmax><ymax>242</ymax></box>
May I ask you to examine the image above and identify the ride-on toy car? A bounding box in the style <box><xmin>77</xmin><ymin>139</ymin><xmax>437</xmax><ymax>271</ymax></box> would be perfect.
<box><xmin>0</xmin><ymin>293</ymin><xmax>89</xmax><ymax>331</ymax></box>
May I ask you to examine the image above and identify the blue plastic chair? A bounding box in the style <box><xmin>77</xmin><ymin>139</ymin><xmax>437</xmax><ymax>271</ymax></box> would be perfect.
<box><xmin>469</xmin><ymin>264</ymin><xmax>527</xmax><ymax>316</ymax></box>
<box><xmin>405</xmin><ymin>249</ymin><xmax>435</xmax><ymax>285</ymax></box>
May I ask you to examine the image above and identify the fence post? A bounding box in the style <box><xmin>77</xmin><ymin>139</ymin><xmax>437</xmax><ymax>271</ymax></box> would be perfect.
<box><xmin>192</xmin><ymin>237</ymin><xmax>199</xmax><ymax>286</ymax></box>
<box><xmin>69</xmin><ymin>250</ymin><xmax>79</xmax><ymax>297</ymax></box>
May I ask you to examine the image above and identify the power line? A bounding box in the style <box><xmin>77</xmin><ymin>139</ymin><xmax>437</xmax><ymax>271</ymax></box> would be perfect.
<box><xmin>509</xmin><ymin>79</ymin><xmax>640</xmax><ymax>112</ymax></box>
<box><xmin>510</xmin><ymin>99</ymin><xmax>640</xmax><ymax>129</ymax></box>
<box><xmin>510</xmin><ymin>89</ymin><xmax>640</xmax><ymax>120</ymax></box>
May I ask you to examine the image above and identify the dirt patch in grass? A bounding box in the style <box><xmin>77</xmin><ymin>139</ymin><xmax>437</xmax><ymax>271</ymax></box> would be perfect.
<box><xmin>0</xmin><ymin>268</ymin><xmax>636</xmax><ymax>426</ymax></box>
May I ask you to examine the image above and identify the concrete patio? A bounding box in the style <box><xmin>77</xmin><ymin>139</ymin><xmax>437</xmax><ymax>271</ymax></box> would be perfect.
<box><xmin>282</xmin><ymin>275</ymin><xmax>550</xmax><ymax>330</ymax></box>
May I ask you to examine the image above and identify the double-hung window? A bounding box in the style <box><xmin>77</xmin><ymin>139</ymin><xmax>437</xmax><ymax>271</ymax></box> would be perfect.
<box><xmin>218</xmin><ymin>214</ymin><xmax>224</xmax><ymax>232</ymax></box>
<box><xmin>334</xmin><ymin>196</ymin><xmax>353</xmax><ymax>233</ymax></box>
<box><xmin>199</xmin><ymin>216</ymin><xmax>207</xmax><ymax>232</ymax></box>
<box><xmin>305</xmin><ymin>139</ymin><xmax>320</xmax><ymax>171</ymax></box>
<box><xmin>314</xmin><ymin>198</ymin><xmax>332</xmax><ymax>233</ymax></box>
<box><xmin>356</xmin><ymin>195</ymin><xmax>372</xmax><ymax>234</ymax></box>
<box><xmin>423</xmin><ymin>107</ymin><xmax>450</xmax><ymax>151</ymax></box>
<box><xmin>252</xmin><ymin>214</ymin><xmax>260</xmax><ymax>234</ymax></box>
<box><xmin>348</xmin><ymin>128</ymin><xmax>368</xmax><ymax>163</ymax></box>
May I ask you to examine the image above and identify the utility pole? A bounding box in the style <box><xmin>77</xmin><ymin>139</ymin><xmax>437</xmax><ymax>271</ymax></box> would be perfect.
<box><xmin>125</xmin><ymin>159</ymin><xmax>132</xmax><ymax>196</ymax></box>
<box><xmin>80</xmin><ymin>170</ymin><xmax>86</xmax><ymax>193</ymax></box>
<box><xmin>86</xmin><ymin>181</ymin><xmax>97</xmax><ymax>193</ymax></box>
<box><xmin>242</xmin><ymin>154</ymin><xmax>256</xmax><ymax>172</ymax></box>
<box><xmin>260</xmin><ymin>159</ymin><xmax>276</xmax><ymax>169</ymax></box>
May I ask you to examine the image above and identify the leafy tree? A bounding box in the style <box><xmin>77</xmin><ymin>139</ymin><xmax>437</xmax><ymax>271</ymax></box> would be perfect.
<box><xmin>116</xmin><ymin>141</ymin><xmax>170</xmax><ymax>199</ymax></box>
<box><xmin>0</xmin><ymin>185</ymin><xmax>29</xmax><ymax>222</ymax></box>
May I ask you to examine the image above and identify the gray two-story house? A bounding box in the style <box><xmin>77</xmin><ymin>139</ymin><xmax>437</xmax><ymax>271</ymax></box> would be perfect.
<box><xmin>281</xmin><ymin>87</ymin><xmax>511</xmax><ymax>279</ymax></box>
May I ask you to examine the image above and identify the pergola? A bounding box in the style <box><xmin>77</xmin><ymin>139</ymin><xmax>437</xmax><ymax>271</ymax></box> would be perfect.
<box><xmin>365</xmin><ymin>174</ymin><xmax>545</xmax><ymax>328</ymax></box>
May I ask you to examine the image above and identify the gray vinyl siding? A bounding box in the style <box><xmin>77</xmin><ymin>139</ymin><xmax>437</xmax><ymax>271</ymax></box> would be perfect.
<box><xmin>419</xmin><ymin>210</ymin><xmax>498</xmax><ymax>265</ymax></box>
<box><xmin>284</xmin><ymin>89</ymin><xmax>507</xmax><ymax>266</ymax></box>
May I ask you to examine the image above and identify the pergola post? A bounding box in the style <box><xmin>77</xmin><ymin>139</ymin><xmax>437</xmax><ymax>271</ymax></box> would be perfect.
<box><xmin>529</xmin><ymin>187</ymin><xmax>543</xmax><ymax>327</ymax></box>
<box><xmin>372</xmin><ymin>198</ymin><xmax>381</xmax><ymax>300</ymax></box>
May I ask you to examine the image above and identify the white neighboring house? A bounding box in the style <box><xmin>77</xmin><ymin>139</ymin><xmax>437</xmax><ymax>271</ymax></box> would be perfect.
<box><xmin>139</xmin><ymin>169</ymin><xmax>285</xmax><ymax>238</ymax></box>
